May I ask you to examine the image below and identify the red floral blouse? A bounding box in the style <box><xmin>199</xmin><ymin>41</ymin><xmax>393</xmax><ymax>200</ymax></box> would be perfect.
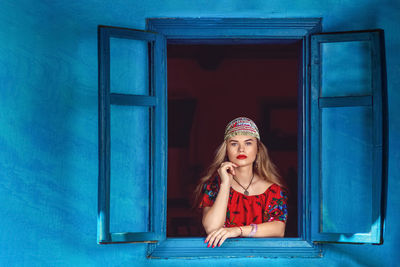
<box><xmin>199</xmin><ymin>176</ymin><xmax>288</xmax><ymax>227</ymax></box>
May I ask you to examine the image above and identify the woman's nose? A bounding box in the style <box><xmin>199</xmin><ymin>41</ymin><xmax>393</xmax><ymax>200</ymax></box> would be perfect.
<box><xmin>239</xmin><ymin>145</ymin><xmax>244</xmax><ymax>152</ymax></box>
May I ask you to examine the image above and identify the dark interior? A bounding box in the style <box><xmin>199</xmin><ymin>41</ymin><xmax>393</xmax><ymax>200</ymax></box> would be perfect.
<box><xmin>166</xmin><ymin>41</ymin><xmax>301</xmax><ymax>237</ymax></box>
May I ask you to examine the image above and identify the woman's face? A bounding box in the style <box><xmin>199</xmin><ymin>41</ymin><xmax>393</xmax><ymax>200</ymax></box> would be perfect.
<box><xmin>226</xmin><ymin>135</ymin><xmax>258</xmax><ymax>167</ymax></box>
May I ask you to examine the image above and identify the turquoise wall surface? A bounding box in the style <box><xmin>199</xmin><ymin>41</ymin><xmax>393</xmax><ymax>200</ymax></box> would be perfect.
<box><xmin>1</xmin><ymin>0</ymin><xmax>399</xmax><ymax>266</ymax></box>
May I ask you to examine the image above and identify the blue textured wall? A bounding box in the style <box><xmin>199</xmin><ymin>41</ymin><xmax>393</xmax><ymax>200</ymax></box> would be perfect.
<box><xmin>1</xmin><ymin>0</ymin><xmax>399</xmax><ymax>266</ymax></box>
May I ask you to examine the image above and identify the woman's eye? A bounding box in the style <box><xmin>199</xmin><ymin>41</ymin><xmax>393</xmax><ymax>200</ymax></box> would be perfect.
<box><xmin>231</xmin><ymin>143</ymin><xmax>237</xmax><ymax>146</ymax></box>
<box><xmin>246</xmin><ymin>142</ymin><xmax>252</xmax><ymax>146</ymax></box>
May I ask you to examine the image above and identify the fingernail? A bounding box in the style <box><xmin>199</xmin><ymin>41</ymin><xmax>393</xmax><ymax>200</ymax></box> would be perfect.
<box><xmin>218</xmin><ymin>244</ymin><xmax>221</xmax><ymax>247</ymax></box>
<box><xmin>212</xmin><ymin>245</ymin><xmax>215</xmax><ymax>248</ymax></box>
<box><xmin>204</xmin><ymin>240</ymin><xmax>207</xmax><ymax>243</ymax></box>
<box><xmin>207</xmin><ymin>244</ymin><xmax>210</xmax><ymax>248</ymax></box>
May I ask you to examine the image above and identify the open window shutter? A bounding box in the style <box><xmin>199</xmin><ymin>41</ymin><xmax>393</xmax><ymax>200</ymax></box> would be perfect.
<box><xmin>98</xmin><ymin>26</ymin><xmax>166</xmax><ymax>243</ymax></box>
<box><xmin>310</xmin><ymin>30</ymin><xmax>385</xmax><ymax>244</ymax></box>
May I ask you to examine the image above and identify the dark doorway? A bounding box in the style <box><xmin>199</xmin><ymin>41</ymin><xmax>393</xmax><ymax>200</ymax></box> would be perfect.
<box><xmin>166</xmin><ymin>41</ymin><xmax>301</xmax><ymax>237</ymax></box>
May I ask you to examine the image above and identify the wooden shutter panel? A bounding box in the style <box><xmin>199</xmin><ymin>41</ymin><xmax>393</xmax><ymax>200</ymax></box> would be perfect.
<box><xmin>310</xmin><ymin>30</ymin><xmax>385</xmax><ymax>244</ymax></box>
<box><xmin>98</xmin><ymin>26</ymin><xmax>166</xmax><ymax>243</ymax></box>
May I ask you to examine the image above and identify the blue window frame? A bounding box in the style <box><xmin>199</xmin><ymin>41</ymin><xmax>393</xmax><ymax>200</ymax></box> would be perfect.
<box><xmin>98</xmin><ymin>19</ymin><xmax>386</xmax><ymax>257</ymax></box>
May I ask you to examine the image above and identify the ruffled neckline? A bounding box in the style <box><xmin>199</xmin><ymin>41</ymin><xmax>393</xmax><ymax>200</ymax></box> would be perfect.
<box><xmin>230</xmin><ymin>183</ymin><xmax>277</xmax><ymax>197</ymax></box>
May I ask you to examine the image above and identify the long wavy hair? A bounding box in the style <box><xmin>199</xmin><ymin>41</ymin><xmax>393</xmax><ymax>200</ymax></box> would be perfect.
<box><xmin>193</xmin><ymin>139</ymin><xmax>284</xmax><ymax>208</ymax></box>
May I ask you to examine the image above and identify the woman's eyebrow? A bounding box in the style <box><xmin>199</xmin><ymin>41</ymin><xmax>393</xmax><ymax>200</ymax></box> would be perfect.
<box><xmin>229</xmin><ymin>139</ymin><xmax>254</xmax><ymax>143</ymax></box>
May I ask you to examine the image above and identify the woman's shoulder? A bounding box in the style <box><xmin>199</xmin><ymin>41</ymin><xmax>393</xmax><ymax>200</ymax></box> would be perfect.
<box><xmin>206</xmin><ymin>175</ymin><xmax>220</xmax><ymax>185</ymax></box>
<box><xmin>267</xmin><ymin>183</ymin><xmax>288</xmax><ymax>198</ymax></box>
<box><xmin>202</xmin><ymin>176</ymin><xmax>220</xmax><ymax>191</ymax></box>
<box><xmin>268</xmin><ymin>183</ymin><xmax>283</xmax><ymax>191</ymax></box>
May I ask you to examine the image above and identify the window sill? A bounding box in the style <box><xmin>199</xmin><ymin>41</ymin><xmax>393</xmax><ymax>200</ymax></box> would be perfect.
<box><xmin>147</xmin><ymin>237</ymin><xmax>322</xmax><ymax>259</ymax></box>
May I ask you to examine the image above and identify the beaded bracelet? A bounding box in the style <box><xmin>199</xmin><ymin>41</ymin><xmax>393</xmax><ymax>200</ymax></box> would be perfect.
<box><xmin>248</xmin><ymin>223</ymin><xmax>257</xmax><ymax>237</ymax></box>
<box><xmin>238</xmin><ymin>226</ymin><xmax>243</xmax><ymax>237</ymax></box>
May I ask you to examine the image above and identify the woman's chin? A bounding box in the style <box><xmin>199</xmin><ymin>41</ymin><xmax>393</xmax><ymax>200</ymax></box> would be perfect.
<box><xmin>232</xmin><ymin>159</ymin><xmax>253</xmax><ymax>168</ymax></box>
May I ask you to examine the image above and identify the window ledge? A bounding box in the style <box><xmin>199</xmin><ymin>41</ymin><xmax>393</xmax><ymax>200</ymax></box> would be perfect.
<box><xmin>147</xmin><ymin>237</ymin><xmax>322</xmax><ymax>259</ymax></box>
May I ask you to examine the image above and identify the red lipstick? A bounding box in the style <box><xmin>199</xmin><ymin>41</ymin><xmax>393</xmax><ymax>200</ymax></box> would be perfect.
<box><xmin>236</xmin><ymin>155</ymin><xmax>247</xmax><ymax>160</ymax></box>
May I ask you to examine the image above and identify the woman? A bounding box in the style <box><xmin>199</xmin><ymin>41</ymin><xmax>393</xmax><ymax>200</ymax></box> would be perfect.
<box><xmin>194</xmin><ymin>117</ymin><xmax>288</xmax><ymax>248</ymax></box>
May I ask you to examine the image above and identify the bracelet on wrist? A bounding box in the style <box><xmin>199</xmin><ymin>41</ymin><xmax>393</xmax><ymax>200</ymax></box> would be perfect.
<box><xmin>248</xmin><ymin>223</ymin><xmax>258</xmax><ymax>237</ymax></box>
<box><xmin>238</xmin><ymin>226</ymin><xmax>243</xmax><ymax>237</ymax></box>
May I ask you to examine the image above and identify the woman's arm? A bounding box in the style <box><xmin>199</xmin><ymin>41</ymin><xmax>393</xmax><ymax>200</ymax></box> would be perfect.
<box><xmin>202</xmin><ymin>182</ymin><xmax>230</xmax><ymax>234</ymax></box>
<box><xmin>202</xmin><ymin>162</ymin><xmax>237</xmax><ymax>234</ymax></box>
<box><xmin>206</xmin><ymin>221</ymin><xmax>285</xmax><ymax>248</ymax></box>
<box><xmin>241</xmin><ymin>221</ymin><xmax>285</xmax><ymax>238</ymax></box>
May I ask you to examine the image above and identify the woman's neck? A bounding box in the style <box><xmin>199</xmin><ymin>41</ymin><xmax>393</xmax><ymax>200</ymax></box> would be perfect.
<box><xmin>234</xmin><ymin>165</ymin><xmax>254</xmax><ymax>183</ymax></box>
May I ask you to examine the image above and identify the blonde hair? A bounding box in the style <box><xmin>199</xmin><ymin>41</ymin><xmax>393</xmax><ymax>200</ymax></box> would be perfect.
<box><xmin>193</xmin><ymin>139</ymin><xmax>284</xmax><ymax>208</ymax></box>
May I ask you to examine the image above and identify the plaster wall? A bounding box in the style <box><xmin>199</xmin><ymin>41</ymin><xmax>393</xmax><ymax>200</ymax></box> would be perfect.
<box><xmin>0</xmin><ymin>0</ymin><xmax>399</xmax><ymax>266</ymax></box>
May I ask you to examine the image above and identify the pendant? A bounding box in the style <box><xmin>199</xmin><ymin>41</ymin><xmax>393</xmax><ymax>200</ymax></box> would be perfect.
<box><xmin>244</xmin><ymin>190</ymin><xmax>249</xmax><ymax>196</ymax></box>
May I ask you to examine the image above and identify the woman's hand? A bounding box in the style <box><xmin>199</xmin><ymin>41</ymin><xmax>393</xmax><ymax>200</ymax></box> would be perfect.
<box><xmin>217</xmin><ymin>162</ymin><xmax>238</xmax><ymax>185</ymax></box>
<box><xmin>205</xmin><ymin>226</ymin><xmax>241</xmax><ymax>248</ymax></box>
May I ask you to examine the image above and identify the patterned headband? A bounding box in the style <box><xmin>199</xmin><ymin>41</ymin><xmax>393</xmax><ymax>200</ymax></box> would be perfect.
<box><xmin>224</xmin><ymin>117</ymin><xmax>260</xmax><ymax>141</ymax></box>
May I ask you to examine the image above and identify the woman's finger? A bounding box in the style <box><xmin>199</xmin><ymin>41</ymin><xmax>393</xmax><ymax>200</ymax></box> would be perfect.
<box><xmin>228</xmin><ymin>165</ymin><xmax>236</xmax><ymax>176</ymax></box>
<box><xmin>224</xmin><ymin>162</ymin><xmax>237</xmax><ymax>172</ymax></box>
<box><xmin>211</xmin><ymin>230</ymin><xmax>225</xmax><ymax>248</ymax></box>
<box><xmin>217</xmin><ymin>232</ymin><xmax>230</xmax><ymax>247</ymax></box>
<box><xmin>205</xmin><ymin>233</ymin><xmax>215</xmax><ymax>247</ymax></box>
<box><xmin>228</xmin><ymin>162</ymin><xmax>239</xmax><ymax>168</ymax></box>
<box><xmin>205</xmin><ymin>229</ymin><xmax>217</xmax><ymax>244</ymax></box>
<box><xmin>207</xmin><ymin>228</ymin><xmax>223</xmax><ymax>248</ymax></box>
<box><xmin>220</xmin><ymin>161</ymin><xmax>237</xmax><ymax>170</ymax></box>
